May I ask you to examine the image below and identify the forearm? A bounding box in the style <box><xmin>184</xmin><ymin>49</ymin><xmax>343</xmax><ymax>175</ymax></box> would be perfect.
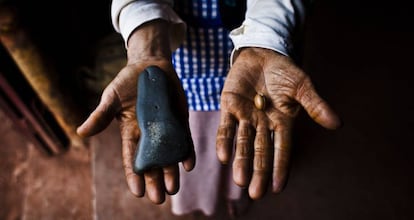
<box><xmin>111</xmin><ymin>0</ymin><xmax>185</xmax><ymax>50</ymax></box>
<box><xmin>126</xmin><ymin>19</ymin><xmax>172</xmax><ymax>64</ymax></box>
<box><xmin>229</xmin><ymin>0</ymin><xmax>306</xmax><ymax>60</ymax></box>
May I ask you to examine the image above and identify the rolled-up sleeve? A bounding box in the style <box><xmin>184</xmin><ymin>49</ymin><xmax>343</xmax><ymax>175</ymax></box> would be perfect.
<box><xmin>229</xmin><ymin>0</ymin><xmax>305</xmax><ymax>60</ymax></box>
<box><xmin>111</xmin><ymin>0</ymin><xmax>186</xmax><ymax>50</ymax></box>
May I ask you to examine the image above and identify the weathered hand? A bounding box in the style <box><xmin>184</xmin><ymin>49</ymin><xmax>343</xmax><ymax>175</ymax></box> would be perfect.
<box><xmin>216</xmin><ymin>48</ymin><xmax>341</xmax><ymax>199</ymax></box>
<box><xmin>76</xmin><ymin>20</ymin><xmax>195</xmax><ymax>204</ymax></box>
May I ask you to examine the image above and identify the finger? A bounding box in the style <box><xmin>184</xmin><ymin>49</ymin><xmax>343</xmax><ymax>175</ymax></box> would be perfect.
<box><xmin>181</xmin><ymin>125</ymin><xmax>196</xmax><ymax>172</ymax></box>
<box><xmin>144</xmin><ymin>168</ymin><xmax>166</xmax><ymax>204</ymax></box>
<box><xmin>77</xmin><ymin>87</ymin><xmax>121</xmax><ymax>137</ymax></box>
<box><xmin>216</xmin><ymin>112</ymin><xmax>237</xmax><ymax>164</ymax></box>
<box><xmin>182</xmin><ymin>144</ymin><xmax>196</xmax><ymax>172</ymax></box>
<box><xmin>248</xmin><ymin>124</ymin><xmax>272</xmax><ymax>200</ymax></box>
<box><xmin>121</xmin><ymin>127</ymin><xmax>145</xmax><ymax>197</ymax></box>
<box><xmin>233</xmin><ymin>120</ymin><xmax>254</xmax><ymax>188</ymax></box>
<box><xmin>296</xmin><ymin>77</ymin><xmax>342</xmax><ymax>130</ymax></box>
<box><xmin>119</xmin><ymin>116</ymin><xmax>145</xmax><ymax>197</ymax></box>
<box><xmin>272</xmin><ymin>127</ymin><xmax>292</xmax><ymax>193</ymax></box>
<box><xmin>163</xmin><ymin>164</ymin><xmax>179</xmax><ymax>195</ymax></box>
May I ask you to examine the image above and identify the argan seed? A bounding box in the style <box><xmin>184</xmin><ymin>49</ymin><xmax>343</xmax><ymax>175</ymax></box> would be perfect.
<box><xmin>254</xmin><ymin>93</ymin><xmax>266</xmax><ymax>110</ymax></box>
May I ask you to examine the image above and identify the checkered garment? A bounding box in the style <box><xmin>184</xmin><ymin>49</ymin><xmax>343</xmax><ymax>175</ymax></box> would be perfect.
<box><xmin>172</xmin><ymin>0</ymin><xmax>233</xmax><ymax>111</ymax></box>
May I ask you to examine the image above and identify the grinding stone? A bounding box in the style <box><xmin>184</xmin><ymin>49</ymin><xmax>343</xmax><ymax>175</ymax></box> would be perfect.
<box><xmin>133</xmin><ymin>66</ymin><xmax>192</xmax><ymax>174</ymax></box>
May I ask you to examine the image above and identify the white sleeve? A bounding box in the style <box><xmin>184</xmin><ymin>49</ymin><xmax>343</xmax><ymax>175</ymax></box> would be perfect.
<box><xmin>229</xmin><ymin>0</ymin><xmax>306</xmax><ymax>61</ymax></box>
<box><xmin>111</xmin><ymin>0</ymin><xmax>186</xmax><ymax>50</ymax></box>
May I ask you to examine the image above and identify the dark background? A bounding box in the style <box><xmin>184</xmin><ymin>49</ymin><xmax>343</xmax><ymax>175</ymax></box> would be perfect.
<box><xmin>1</xmin><ymin>0</ymin><xmax>413</xmax><ymax>219</ymax></box>
<box><xmin>246</xmin><ymin>0</ymin><xmax>414</xmax><ymax>219</ymax></box>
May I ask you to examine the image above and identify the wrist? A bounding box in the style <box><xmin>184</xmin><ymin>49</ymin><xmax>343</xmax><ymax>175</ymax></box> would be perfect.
<box><xmin>127</xmin><ymin>19</ymin><xmax>172</xmax><ymax>64</ymax></box>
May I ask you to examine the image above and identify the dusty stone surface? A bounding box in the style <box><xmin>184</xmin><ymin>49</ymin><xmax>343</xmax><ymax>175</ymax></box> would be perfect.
<box><xmin>0</xmin><ymin>108</ymin><xmax>28</xmax><ymax>220</ymax></box>
<box><xmin>0</xmin><ymin>108</ymin><xmax>92</xmax><ymax>220</ymax></box>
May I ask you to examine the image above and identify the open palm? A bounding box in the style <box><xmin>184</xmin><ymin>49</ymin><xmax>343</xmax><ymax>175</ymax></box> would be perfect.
<box><xmin>77</xmin><ymin>59</ymin><xmax>195</xmax><ymax>204</ymax></box>
<box><xmin>216</xmin><ymin>48</ymin><xmax>341</xmax><ymax>199</ymax></box>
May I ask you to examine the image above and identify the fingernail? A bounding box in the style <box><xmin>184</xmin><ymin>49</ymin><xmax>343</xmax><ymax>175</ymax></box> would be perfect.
<box><xmin>76</xmin><ymin>125</ymin><xmax>88</xmax><ymax>137</ymax></box>
<box><xmin>127</xmin><ymin>177</ymin><xmax>143</xmax><ymax>197</ymax></box>
<box><xmin>76</xmin><ymin>126</ymin><xmax>83</xmax><ymax>135</ymax></box>
<box><xmin>233</xmin><ymin>167</ymin><xmax>248</xmax><ymax>187</ymax></box>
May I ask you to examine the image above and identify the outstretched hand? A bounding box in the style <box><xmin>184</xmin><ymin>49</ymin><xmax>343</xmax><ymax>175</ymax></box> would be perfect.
<box><xmin>77</xmin><ymin>20</ymin><xmax>195</xmax><ymax>204</ymax></box>
<box><xmin>77</xmin><ymin>60</ymin><xmax>195</xmax><ymax>204</ymax></box>
<box><xmin>216</xmin><ymin>47</ymin><xmax>341</xmax><ymax>199</ymax></box>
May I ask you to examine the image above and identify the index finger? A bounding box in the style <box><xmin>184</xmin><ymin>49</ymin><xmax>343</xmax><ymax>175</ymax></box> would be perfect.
<box><xmin>119</xmin><ymin>118</ymin><xmax>145</xmax><ymax>197</ymax></box>
<box><xmin>216</xmin><ymin>112</ymin><xmax>237</xmax><ymax>164</ymax></box>
<box><xmin>182</xmin><ymin>144</ymin><xmax>196</xmax><ymax>172</ymax></box>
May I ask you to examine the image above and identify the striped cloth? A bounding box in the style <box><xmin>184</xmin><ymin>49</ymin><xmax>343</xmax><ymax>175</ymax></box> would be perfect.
<box><xmin>172</xmin><ymin>0</ymin><xmax>233</xmax><ymax>111</ymax></box>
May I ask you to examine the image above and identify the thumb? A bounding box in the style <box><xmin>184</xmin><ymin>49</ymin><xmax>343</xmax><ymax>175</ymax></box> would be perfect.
<box><xmin>77</xmin><ymin>87</ymin><xmax>121</xmax><ymax>137</ymax></box>
<box><xmin>295</xmin><ymin>77</ymin><xmax>342</xmax><ymax>130</ymax></box>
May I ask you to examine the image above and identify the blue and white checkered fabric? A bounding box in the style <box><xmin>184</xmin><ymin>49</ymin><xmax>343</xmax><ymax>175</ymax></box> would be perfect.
<box><xmin>172</xmin><ymin>0</ymin><xmax>233</xmax><ymax>111</ymax></box>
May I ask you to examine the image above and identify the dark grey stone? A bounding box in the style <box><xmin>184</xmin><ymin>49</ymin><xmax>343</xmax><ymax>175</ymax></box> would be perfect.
<box><xmin>134</xmin><ymin>66</ymin><xmax>192</xmax><ymax>174</ymax></box>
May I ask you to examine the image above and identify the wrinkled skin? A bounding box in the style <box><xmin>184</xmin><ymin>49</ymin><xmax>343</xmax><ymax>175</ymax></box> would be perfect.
<box><xmin>77</xmin><ymin>20</ymin><xmax>195</xmax><ymax>204</ymax></box>
<box><xmin>77</xmin><ymin>20</ymin><xmax>341</xmax><ymax>204</ymax></box>
<box><xmin>217</xmin><ymin>48</ymin><xmax>341</xmax><ymax>199</ymax></box>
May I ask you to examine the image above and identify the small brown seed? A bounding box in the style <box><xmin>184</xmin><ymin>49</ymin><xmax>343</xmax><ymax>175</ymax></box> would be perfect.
<box><xmin>254</xmin><ymin>93</ymin><xmax>266</xmax><ymax>110</ymax></box>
